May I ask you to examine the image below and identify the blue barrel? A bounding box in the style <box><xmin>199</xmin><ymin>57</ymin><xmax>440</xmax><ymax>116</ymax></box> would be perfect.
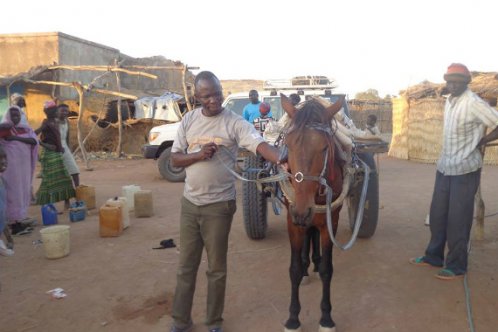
<box><xmin>41</xmin><ymin>204</ymin><xmax>58</xmax><ymax>226</ymax></box>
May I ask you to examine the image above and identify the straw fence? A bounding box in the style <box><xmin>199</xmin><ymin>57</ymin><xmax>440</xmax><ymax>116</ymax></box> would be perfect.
<box><xmin>388</xmin><ymin>95</ymin><xmax>498</xmax><ymax>164</ymax></box>
<box><xmin>348</xmin><ymin>99</ymin><xmax>392</xmax><ymax>134</ymax></box>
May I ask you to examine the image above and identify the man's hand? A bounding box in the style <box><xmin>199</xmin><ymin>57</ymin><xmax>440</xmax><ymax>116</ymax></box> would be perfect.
<box><xmin>199</xmin><ymin>142</ymin><xmax>218</xmax><ymax>160</ymax></box>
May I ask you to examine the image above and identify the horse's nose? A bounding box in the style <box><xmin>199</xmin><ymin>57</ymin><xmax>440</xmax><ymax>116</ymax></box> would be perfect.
<box><xmin>290</xmin><ymin>205</ymin><xmax>314</xmax><ymax>227</ymax></box>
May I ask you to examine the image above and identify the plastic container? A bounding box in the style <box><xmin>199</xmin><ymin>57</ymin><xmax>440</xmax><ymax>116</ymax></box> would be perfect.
<box><xmin>106</xmin><ymin>197</ymin><xmax>130</xmax><ymax>229</ymax></box>
<box><xmin>99</xmin><ymin>205</ymin><xmax>123</xmax><ymax>237</ymax></box>
<box><xmin>134</xmin><ymin>190</ymin><xmax>153</xmax><ymax>218</ymax></box>
<box><xmin>69</xmin><ymin>201</ymin><xmax>87</xmax><ymax>222</ymax></box>
<box><xmin>40</xmin><ymin>225</ymin><xmax>70</xmax><ymax>259</ymax></box>
<box><xmin>41</xmin><ymin>204</ymin><xmax>58</xmax><ymax>226</ymax></box>
<box><xmin>76</xmin><ymin>185</ymin><xmax>96</xmax><ymax>210</ymax></box>
<box><xmin>122</xmin><ymin>185</ymin><xmax>141</xmax><ymax>211</ymax></box>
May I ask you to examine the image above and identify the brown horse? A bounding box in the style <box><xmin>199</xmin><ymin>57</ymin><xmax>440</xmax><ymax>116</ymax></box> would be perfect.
<box><xmin>280</xmin><ymin>94</ymin><xmax>344</xmax><ymax>332</ymax></box>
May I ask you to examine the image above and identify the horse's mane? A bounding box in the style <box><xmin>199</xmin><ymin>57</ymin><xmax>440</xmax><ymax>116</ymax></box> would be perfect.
<box><xmin>288</xmin><ymin>99</ymin><xmax>331</xmax><ymax>144</ymax></box>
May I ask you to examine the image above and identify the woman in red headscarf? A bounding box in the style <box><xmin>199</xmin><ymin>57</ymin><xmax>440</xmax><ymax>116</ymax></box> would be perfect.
<box><xmin>0</xmin><ymin>106</ymin><xmax>38</xmax><ymax>235</ymax></box>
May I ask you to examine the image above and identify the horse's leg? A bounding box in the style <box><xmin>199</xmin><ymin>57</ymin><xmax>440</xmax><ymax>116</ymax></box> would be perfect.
<box><xmin>285</xmin><ymin>221</ymin><xmax>306</xmax><ymax>332</ymax></box>
<box><xmin>310</xmin><ymin>226</ymin><xmax>321</xmax><ymax>273</ymax></box>
<box><xmin>301</xmin><ymin>228</ymin><xmax>312</xmax><ymax>283</ymax></box>
<box><xmin>317</xmin><ymin>215</ymin><xmax>337</xmax><ymax>332</ymax></box>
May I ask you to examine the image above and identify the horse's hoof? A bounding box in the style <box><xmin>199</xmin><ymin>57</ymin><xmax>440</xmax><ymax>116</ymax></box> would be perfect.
<box><xmin>301</xmin><ymin>276</ymin><xmax>310</xmax><ymax>285</ymax></box>
<box><xmin>318</xmin><ymin>325</ymin><xmax>336</xmax><ymax>332</ymax></box>
<box><xmin>284</xmin><ymin>327</ymin><xmax>302</xmax><ymax>332</ymax></box>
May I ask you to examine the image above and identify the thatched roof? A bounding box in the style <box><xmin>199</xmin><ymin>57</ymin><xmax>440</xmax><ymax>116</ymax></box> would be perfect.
<box><xmin>401</xmin><ymin>71</ymin><xmax>498</xmax><ymax>100</ymax></box>
<box><xmin>469</xmin><ymin>72</ymin><xmax>498</xmax><ymax>98</ymax></box>
<box><xmin>400</xmin><ymin>81</ymin><xmax>445</xmax><ymax>100</ymax></box>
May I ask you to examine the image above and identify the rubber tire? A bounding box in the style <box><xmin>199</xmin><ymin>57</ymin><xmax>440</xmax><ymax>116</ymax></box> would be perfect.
<box><xmin>348</xmin><ymin>152</ymin><xmax>379</xmax><ymax>238</ymax></box>
<box><xmin>242</xmin><ymin>154</ymin><xmax>268</xmax><ymax>240</ymax></box>
<box><xmin>158</xmin><ymin>147</ymin><xmax>186</xmax><ymax>182</ymax></box>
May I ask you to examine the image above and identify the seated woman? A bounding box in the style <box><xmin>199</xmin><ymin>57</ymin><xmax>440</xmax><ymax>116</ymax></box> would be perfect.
<box><xmin>0</xmin><ymin>106</ymin><xmax>38</xmax><ymax>236</ymax></box>
<box><xmin>35</xmin><ymin>101</ymin><xmax>75</xmax><ymax>209</ymax></box>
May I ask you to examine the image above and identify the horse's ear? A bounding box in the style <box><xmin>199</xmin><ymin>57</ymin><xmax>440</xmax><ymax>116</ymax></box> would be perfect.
<box><xmin>280</xmin><ymin>93</ymin><xmax>298</xmax><ymax>118</ymax></box>
<box><xmin>325</xmin><ymin>95</ymin><xmax>345</xmax><ymax>119</ymax></box>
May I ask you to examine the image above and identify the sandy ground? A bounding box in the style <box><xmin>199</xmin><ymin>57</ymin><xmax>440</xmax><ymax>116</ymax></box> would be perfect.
<box><xmin>1</xmin><ymin>155</ymin><xmax>497</xmax><ymax>332</ymax></box>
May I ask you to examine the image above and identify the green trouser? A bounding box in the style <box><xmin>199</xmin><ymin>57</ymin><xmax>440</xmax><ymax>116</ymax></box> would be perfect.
<box><xmin>172</xmin><ymin>197</ymin><xmax>236</xmax><ymax>329</ymax></box>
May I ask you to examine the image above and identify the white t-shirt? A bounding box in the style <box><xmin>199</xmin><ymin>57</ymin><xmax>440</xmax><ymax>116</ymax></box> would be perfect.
<box><xmin>172</xmin><ymin>107</ymin><xmax>265</xmax><ymax>205</ymax></box>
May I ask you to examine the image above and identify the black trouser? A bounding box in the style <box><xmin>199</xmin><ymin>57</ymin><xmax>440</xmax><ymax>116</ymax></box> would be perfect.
<box><xmin>424</xmin><ymin>169</ymin><xmax>481</xmax><ymax>274</ymax></box>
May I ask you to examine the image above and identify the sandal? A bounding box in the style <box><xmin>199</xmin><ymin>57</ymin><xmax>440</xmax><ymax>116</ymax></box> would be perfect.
<box><xmin>409</xmin><ymin>256</ymin><xmax>431</xmax><ymax>266</ymax></box>
<box><xmin>13</xmin><ymin>227</ymin><xmax>32</xmax><ymax>236</ymax></box>
<box><xmin>435</xmin><ymin>269</ymin><xmax>464</xmax><ymax>280</ymax></box>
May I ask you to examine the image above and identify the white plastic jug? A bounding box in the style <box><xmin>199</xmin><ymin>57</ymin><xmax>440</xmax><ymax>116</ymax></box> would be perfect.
<box><xmin>106</xmin><ymin>197</ymin><xmax>130</xmax><ymax>229</ymax></box>
<box><xmin>122</xmin><ymin>185</ymin><xmax>141</xmax><ymax>211</ymax></box>
<box><xmin>40</xmin><ymin>225</ymin><xmax>70</xmax><ymax>259</ymax></box>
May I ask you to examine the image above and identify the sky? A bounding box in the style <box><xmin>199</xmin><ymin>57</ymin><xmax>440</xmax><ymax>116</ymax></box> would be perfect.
<box><xmin>1</xmin><ymin>0</ymin><xmax>496</xmax><ymax>97</ymax></box>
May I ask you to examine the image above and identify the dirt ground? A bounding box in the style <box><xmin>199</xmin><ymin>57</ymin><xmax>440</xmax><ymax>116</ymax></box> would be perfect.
<box><xmin>1</xmin><ymin>155</ymin><xmax>497</xmax><ymax>332</ymax></box>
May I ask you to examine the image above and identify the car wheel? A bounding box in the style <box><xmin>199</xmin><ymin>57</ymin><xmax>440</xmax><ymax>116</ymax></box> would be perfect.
<box><xmin>158</xmin><ymin>147</ymin><xmax>186</xmax><ymax>182</ymax></box>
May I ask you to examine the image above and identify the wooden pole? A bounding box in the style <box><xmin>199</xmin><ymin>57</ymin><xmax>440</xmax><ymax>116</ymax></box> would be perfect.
<box><xmin>72</xmin><ymin>104</ymin><xmax>107</xmax><ymax>155</ymax></box>
<box><xmin>474</xmin><ymin>185</ymin><xmax>485</xmax><ymax>240</ymax></box>
<box><xmin>48</xmin><ymin>65</ymin><xmax>158</xmax><ymax>79</ymax></box>
<box><xmin>115</xmin><ymin>60</ymin><xmax>123</xmax><ymax>156</ymax></box>
<box><xmin>123</xmin><ymin>65</ymin><xmax>199</xmax><ymax>71</ymax></box>
<box><xmin>473</xmin><ymin>145</ymin><xmax>487</xmax><ymax>240</ymax></box>
<box><xmin>74</xmin><ymin>83</ymin><xmax>92</xmax><ymax>170</ymax></box>
<box><xmin>182</xmin><ymin>64</ymin><xmax>192</xmax><ymax>112</ymax></box>
<box><xmin>23</xmin><ymin>79</ymin><xmax>139</xmax><ymax>99</ymax></box>
<box><xmin>6</xmin><ymin>82</ymin><xmax>12</xmax><ymax>106</ymax></box>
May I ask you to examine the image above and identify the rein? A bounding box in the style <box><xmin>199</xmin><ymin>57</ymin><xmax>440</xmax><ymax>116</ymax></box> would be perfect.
<box><xmin>215</xmin><ymin>145</ymin><xmax>290</xmax><ymax>187</ymax></box>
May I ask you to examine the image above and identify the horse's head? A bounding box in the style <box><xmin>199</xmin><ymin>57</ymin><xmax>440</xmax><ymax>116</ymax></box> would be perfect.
<box><xmin>281</xmin><ymin>93</ymin><xmax>344</xmax><ymax>227</ymax></box>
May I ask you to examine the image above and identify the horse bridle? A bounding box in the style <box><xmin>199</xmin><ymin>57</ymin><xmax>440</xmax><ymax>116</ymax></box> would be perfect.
<box><xmin>287</xmin><ymin>123</ymin><xmax>335</xmax><ymax>188</ymax></box>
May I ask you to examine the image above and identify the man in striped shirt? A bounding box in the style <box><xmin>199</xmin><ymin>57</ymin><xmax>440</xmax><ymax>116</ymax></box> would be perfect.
<box><xmin>411</xmin><ymin>63</ymin><xmax>498</xmax><ymax>280</ymax></box>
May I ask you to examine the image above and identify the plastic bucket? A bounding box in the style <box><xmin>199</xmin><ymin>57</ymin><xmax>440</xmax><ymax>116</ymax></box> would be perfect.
<box><xmin>40</xmin><ymin>225</ymin><xmax>70</xmax><ymax>259</ymax></box>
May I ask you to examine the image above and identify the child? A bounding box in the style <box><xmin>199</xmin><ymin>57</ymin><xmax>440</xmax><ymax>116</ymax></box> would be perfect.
<box><xmin>366</xmin><ymin>114</ymin><xmax>381</xmax><ymax>136</ymax></box>
<box><xmin>0</xmin><ymin>145</ymin><xmax>14</xmax><ymax>256</ymax></box>
<box><xmin>252</xmin><ymin>102</ymin><xmax>273</xmax><ymax>135</ymax></box>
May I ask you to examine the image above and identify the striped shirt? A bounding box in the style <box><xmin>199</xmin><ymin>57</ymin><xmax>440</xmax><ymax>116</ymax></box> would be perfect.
<box><xmin>437</xmin><ymin>88</ymin><xmax>498</xmax><ymax>175</ymax></box>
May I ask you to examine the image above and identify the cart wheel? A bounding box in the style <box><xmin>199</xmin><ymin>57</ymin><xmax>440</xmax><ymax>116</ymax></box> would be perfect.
<box><xmin>348</xmin><ymin>152</ymin><xmax>379</xmax><ymax>238</ymax></box>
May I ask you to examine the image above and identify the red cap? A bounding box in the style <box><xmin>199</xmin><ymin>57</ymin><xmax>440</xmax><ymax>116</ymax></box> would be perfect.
<box><xmin>444</xmin><ymin>63</ymin><xmax>471</xmax><ymax>83</ymax></box>
<box><xmin>259</xmin><ymin>102</ymin><xmax>271</xmax><ymax>114</ymax></box>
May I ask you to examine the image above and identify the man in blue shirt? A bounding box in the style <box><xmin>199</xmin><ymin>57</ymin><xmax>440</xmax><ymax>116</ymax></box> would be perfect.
<box><xmin>243</xmin><ymin>90</ymin><xmax>272</xmax><ymax>122</ymax></box>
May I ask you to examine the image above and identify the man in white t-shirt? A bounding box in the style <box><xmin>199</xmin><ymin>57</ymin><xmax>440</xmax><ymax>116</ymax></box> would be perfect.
<box><xmin>169</xmin><ymin>71</ymin><xmax>280</xmax><ymax>332</ymax></box>
<box><xmin>410</xmin><ymin>63</ymin><xmax>498</xmax><ymax>280</ymax></box>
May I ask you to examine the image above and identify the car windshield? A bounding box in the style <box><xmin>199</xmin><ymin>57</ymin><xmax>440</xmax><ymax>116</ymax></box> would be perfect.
<box><xmin>224</xmin><ymin>97</ymin><xmax>250</xmax><ymax>117</ymax></box>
